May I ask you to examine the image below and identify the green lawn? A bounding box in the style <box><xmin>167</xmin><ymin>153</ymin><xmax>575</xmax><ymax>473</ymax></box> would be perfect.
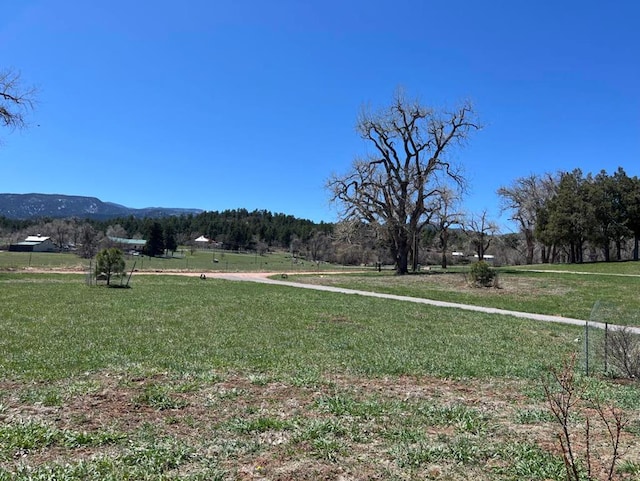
<box><xmin>286</xmin><ymin>267</ymin><xmax>640</xmax><ymax>326</ymax></box>
<box><xmin>510</xmin><ymin>260</ymin><xmax>640</xmax><ymax>275</ymax></box>
<box><xmin>0</xmin><ymin>249</ymin><xmax>359</xmax><ymax>273</ymax></box>
<box><xmin>0</xmin><ymin>272</ymin><xmax>577</xmax><ymax>381</ymax></box>
<box><xmin>1</xmin><ymin>270</ymin><xmax>639</xmax><ymax>480</ymax></box>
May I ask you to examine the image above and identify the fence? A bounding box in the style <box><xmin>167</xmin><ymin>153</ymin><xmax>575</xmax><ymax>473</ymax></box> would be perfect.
<box><xmin>582</xmin><ymin>300</ymin><xmax>640</xmax><ymax>378</ymax></box>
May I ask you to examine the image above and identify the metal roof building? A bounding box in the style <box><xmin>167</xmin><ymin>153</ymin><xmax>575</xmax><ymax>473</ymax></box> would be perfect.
<box><xmin>9</xmin><ymin>235</ymin><xmax>57</xmax><ymax>252</ymax></box>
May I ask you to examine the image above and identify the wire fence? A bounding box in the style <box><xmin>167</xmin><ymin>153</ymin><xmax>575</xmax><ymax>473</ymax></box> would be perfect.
<box><xmin>582</xmin><ymin>300</ymin><xmax>640</xmax><ymax>378</ymax></box>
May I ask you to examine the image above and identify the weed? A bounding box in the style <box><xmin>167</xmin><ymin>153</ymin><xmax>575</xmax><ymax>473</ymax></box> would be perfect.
<box><xmin>311</xmin><ymin>437</ymin><xmax>346</xmax><ymax>461</ymax></box>
<box><xmin>247</xmin><ymin>373</ymin><xmax>272</xmax><ymax>386</ymax></box>
<box><xmin>293</xmin><ymin>418</ymin><xmax>348</xmax><ymax>443</ymax></box>
<box><xmin>228</xmin><ymin>416</ymin><xmax>293</xmax><ymax>434</ymax></box>
<box><xmin>20</xmin><ymin>385</ymin><xmax>63</xmax><ymax>407</ymax></box>
<box><xmin>399</xmin><ymin>442</ymin><xmax>447</xmax><ymax>467</ymax></box>
<box><xmin>0</xmin><ymin>421</ymin><xmax>58</xmax><ymax>458</ymax></box>
<box><xmin>416</xmin><ymin>403</ymin><xmax>489</xmax><ymax>435</ymax></box>
<box><xmin>514</xmin><ymin>407</ymin><xmax>555</xmax><ymax>424</ymax></box>
<box><xmin>493</xmin><ymin>442</ymin><xmax>565</xmax><ymax>479</ymax></box>
<box><xmin>618</xmin><ymin>460</ymin><xmax>640</xmax><ymax>476</ymax></box>
<box><xmin>133</xmin><ymin>384</ymin><xmax>188</xmax><ymax>410</ymax></box>
<box><xmin>289</xmin><ymin>369</ymin><xmax>323</xmax><ymax>388</ymax></box>
<box><xmin>0</xmin><ymin>420</ymin><xmax>124</xmax><ymax>461</ymax></box>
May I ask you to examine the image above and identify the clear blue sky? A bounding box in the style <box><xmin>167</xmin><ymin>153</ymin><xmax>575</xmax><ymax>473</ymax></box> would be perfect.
<box><xmin>1</xmin><ymin>1</ymin><xmax>638</xmax><ymax>229</ymax></box>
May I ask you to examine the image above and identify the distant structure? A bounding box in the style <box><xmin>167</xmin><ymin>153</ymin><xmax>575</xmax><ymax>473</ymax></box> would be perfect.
<box><xmin>474</xmin><ymin>254</ymin><xmax>495</xmax><ymax>263</ymax></box>
<box><xmin>194</xmin><ymin>235</ymin><xmax>222</xmax><ymax>249</ymax></box>
<box><xmin>108</xmin><ymin>236</ymin><xmax>147</xmax><ymax>253</ymax></box>
<box><xmin>9</xmin><ymin>235</ymin><xmax>57</xmax><ymax>252</ymax></box>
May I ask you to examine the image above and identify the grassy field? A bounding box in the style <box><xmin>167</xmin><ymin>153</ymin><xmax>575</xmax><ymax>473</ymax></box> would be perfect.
<box><xmin>0</xmin><ymin>249</ymin><xmax>360</xmax><ymax>274</ymax></box>
<box><xmin>286</xmin><ymin>267</ymin><xmax>640</xmax><ymax>326</ymax></box>
<box><xmin>511</xmin><ymin>260</ymin><xmax>640</xmax><ymax>275</ymax></box>
<box><xmin>1</xmin><ymin>264</ymin><xmax>640</xmax><ymax>479</ymax></box>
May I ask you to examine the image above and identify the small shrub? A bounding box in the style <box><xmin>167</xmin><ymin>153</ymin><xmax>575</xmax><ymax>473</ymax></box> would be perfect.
<box><xmin>605</xmin><ymin>326</ymin><xmax>640</xmax><ymax>380</ymax></box>
<box><xmin>544</xmin><ymin>354</ymin><xmax>629</xmax><ymax>481</ymax></box>
<box><xmin>468</xmin><ymin>261</ymin><xmax>495</xmax><ymax>287</ymax></box>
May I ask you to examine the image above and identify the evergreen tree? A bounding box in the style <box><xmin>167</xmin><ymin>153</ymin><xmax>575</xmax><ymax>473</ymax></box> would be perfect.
<box><xmin>96</xmin><ymin>247</ymin><xmax>125</xmax><ymax>285</ymax></box>
<box><xmin>536</xmin><ymin>170</ymin><xmax>591</xmax><ymax>263</ymax></box>
<box><xmin>144</xmin><ymin>221</ymin><xmax>164</xmax><ymax>257</ymax></box>
<box><xmin>164</xmin><ymin>224</ymin><xmax>177</xmax><ymax>255</ymax></box>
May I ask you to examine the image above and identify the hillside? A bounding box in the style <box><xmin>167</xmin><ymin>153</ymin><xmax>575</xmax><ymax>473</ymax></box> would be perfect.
<box><xmin>0</xmin><ymin>193</ymin><xmax>203</xmax><ymax>220</ymax></box>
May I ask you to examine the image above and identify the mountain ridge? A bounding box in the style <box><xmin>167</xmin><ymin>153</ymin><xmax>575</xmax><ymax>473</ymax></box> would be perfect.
<box><xmin>0</xmin><ymin>193</ymin><xmax>203</xmax><ymax>220</ymax></box>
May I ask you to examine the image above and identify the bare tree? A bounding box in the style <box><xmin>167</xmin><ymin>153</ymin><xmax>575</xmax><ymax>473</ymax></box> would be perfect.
<box><xmin>463</xmin><ymin>210</ymin><xmax>499</xmax><ymax>261</ymax></box>
<box><xmin>307</xmin><ymin>230</ymin><xmax>331</xmax><ymax>262</ymax></box>
<box><xmin>431</xmin><ymin>187</ymin><xmax>463</xmax><ymax>268</ymax></box>
<box><xmin>328</xmin><ymin>90</ymin><xmax>480</xmax><ymax>274</ymax></box>
<box><xmin>47</xmin><ymin>219</ymin><xmax>71</xmax><ymax>250</ymax></box>
<box><xmin>106</xmin><ymin>224</ymin><xmax>128</xmax><ymax>239</ymax></box>
<box><xmin>0</xmin><ymin>69</ymin><xmax>37</xmax><ymax>135</ymax></box>
<box><xmin>331</xmin><ymin>220</ymin><xmax>382</xmax><ymax>266</ymax></box>
<box><xmin>498</xmin><ymin>173</ymin><xmax>558</xmax><ymax>264</ymax></box>
<box><xmin>78</xmin><ymin>224</ymin><xmax>102</xmax><ymax>259</ymax></box>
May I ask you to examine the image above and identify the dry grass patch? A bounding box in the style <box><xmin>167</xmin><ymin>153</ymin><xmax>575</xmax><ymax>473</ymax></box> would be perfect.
<box><xmin>2</xmin><ymin>371</ymin><xmax>639</xmax><ymax>480</ymax></box>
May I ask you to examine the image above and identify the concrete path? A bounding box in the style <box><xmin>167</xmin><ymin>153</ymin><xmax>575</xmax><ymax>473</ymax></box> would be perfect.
<box><xmin>212</xmin><ymin>272</ymin><xmax>640</xmax><ymax>335</ymax></box>
<box><xmin>21</xmin><ymin>268</ymin><xmax>640</xmax><ymax>334</ymax></box>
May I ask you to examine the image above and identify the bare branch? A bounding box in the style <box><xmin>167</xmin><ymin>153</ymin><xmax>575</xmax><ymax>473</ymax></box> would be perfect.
<box><xmin>329</xmin><ymin>90</ymin><xmax>480</xmax><ymax>274</ymax></box>
<box><xmin>0</xmin><ymin>69</ymin><xmax>37</xmax><ymax>132</ymax></box>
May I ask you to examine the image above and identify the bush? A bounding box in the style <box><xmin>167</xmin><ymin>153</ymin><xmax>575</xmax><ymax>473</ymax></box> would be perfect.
<box><xmin>606</xmin><ymin>327</ymin><xmax>640</xmax><ymax>380</ymax></box>
<box><xmin>468</xmin><ymin>261</ymin><xmax>495</xmax><ymax>287</ymax></box>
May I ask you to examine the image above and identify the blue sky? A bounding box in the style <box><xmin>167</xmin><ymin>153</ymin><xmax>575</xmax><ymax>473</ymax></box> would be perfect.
<box><xmin>1</xmin><ymin>1</ymin><xmax>638</xmax><ymax>230</ymax></box>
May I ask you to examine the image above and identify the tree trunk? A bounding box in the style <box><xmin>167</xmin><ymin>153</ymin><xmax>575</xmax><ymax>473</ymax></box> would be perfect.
<box><xmin>634</xmin><ymin>235</ymin><xmax>639</xmax><ymax>261</ymax></box>
<box><xmin>603</xmin><ymin>242</ymin><xmax>610</xmax><ymax>263</ymax></box>
<box><xmin>569</xmin><ymin>242</ymin><xmax>576</xmax><ymax>264</ymax></box>
<box><xmin>476</xmin><ymin>233</ymin><xmax>485</xmax><ymax>261</ymax></box>
<box><xmin>396</xmin><ymin>242</ymin><xmax>410</xmax><ymax>275</ymax></box>
<box><xmin>526</xmin><ymin>245</ymin><xmax>534</xmax><ymax>264</ymax></box>
<box><xmin>411</xmin><ymin>232</ymin><xmax>419</xmax><ymax>272</ymax></box>
<box><xmin>440</xmin><ymin>229</ymin><xmax>449</xmax><ymax>269</ymax></box>
<box><xmin>577</xmin><ymin>241</ymin><xmax>584</xmax><ymax>263</ymax></box>
<box><xmin>525</xmin><ymin>229</ymin><xmax>535</xmax><ymax>264</ymax></box>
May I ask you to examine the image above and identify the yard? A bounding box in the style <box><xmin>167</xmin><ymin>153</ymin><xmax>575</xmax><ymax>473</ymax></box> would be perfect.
<box><xmin>0</xmin><ymin>262</ymin><xmax>639</xmax><ymax>480</ymax></box>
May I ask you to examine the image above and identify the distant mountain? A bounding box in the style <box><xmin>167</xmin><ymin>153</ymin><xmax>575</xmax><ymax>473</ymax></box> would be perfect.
<box><xmin>0</xmin><ymin>193</ymin><xmax>203</xmax><ymax>220</ymax></box>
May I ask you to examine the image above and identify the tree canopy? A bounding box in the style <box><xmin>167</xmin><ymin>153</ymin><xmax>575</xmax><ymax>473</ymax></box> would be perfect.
<box><xmin>534</xmin><ymin>168</ymin><xmax>640</xmax><ymax>263</ymax></box>
<box><xmin>328</xmin><ymin>91</ymin><xmax>480</xmax><ymax>274</ymax></box>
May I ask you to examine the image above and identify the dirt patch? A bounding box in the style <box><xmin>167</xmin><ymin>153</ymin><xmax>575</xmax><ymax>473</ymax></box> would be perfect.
<box><xmin>1</xmin><ymin>371</ymin><xmax>638</xmax><ymax>480</ymax></box>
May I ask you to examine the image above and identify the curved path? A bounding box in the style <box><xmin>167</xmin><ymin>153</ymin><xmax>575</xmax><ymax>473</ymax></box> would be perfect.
<box><xmin>16</xmin><ymin>268</ymin><xmax>640</xmax><ymax>334</ymax></box>
<box><xmin>210</xmin><ymin>272</ymin><xmax>640</xmax><ymax>335</ymax></box>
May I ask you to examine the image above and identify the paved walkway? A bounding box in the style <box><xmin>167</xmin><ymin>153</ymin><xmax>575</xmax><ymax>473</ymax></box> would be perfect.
<box><xmin>18</xmin><ymin>268</ymin><xmax>640</xmax><ymax>334</ymax></box>
<box><xmin>212</xmin><ymin>272</ymin><xmax>640</xmax><ymax>335</ymax></box>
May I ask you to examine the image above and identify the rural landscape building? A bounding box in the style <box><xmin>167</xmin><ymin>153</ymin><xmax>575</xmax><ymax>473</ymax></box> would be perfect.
<box><xmin>108</xmin><ymin>236</ymin><xmax>147</xmax><ymax>252</ymax></box>
<box><xmin>9</xmin><ymin>235</ymin><xmax>57</xmax><ymax>252</ymax></box>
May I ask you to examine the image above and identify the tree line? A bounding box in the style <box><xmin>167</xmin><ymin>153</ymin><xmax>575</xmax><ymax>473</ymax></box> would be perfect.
<box><xmin>5</xmin><ymin>70</ymin><xmax>639</xmax><ymax>270</ymax></box>
<box><xmin>4</xmin><ymin>166</ymin><xmax>638</xmax><ymax>268</ymax></box>
<box><xmin>498</xmin><ymin>167</ymin><xmax>640</xmax><ymax>264</ymax></box>
<box><xmin>0</xmin><ymin>209</ymin><xmax>334</xmax><ymax>258</ymax></box>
